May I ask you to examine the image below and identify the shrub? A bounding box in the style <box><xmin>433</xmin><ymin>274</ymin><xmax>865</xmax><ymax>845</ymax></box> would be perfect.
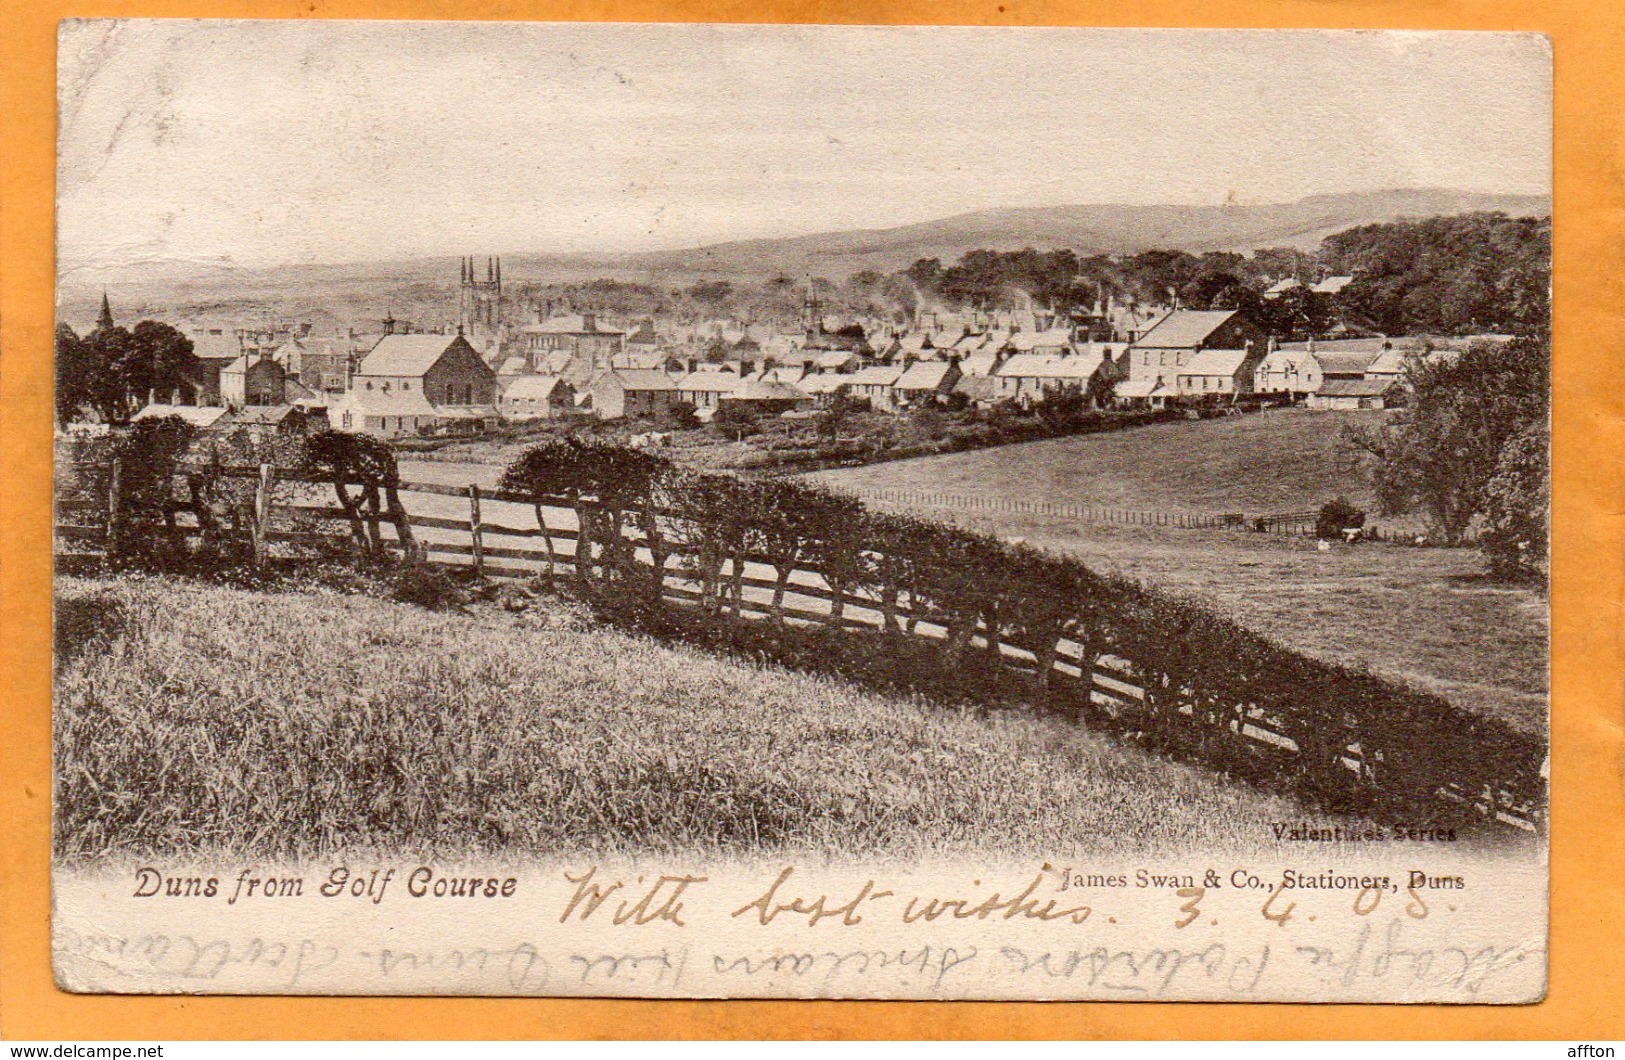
<box><xmin>1315</xmin><ymin>497</ymin><xmax>1366</xmax><ymax>539</ymax></box>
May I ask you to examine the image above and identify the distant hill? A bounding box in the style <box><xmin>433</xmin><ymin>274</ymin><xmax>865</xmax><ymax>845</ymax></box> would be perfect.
<box><xmin>60</xmin><ymin>187</ymin><xmax>1549</xmax><ymax>324</ymax></box>
<box><xmin>534</xmin><ymin>187</ymin><xmax>1551</xmax><ymax>281</ymax></box>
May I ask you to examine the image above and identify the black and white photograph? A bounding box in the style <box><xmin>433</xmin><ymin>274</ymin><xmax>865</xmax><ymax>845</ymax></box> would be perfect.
<box><xmin>51</xmin><ymin>21</ymin><xmax>1550</xmax><ymax>1001</ymax></box>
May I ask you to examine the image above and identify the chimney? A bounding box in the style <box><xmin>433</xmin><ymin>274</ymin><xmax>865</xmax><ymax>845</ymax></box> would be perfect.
<box><xmin>582</xmin><ymin>312</ymin><xmax>597</xmax><ymax>333</ymax></box>
<box><xmin>1267</xmin><ymin>336</ymin><xmax>1279</xmax><ymax>354</ymax></box>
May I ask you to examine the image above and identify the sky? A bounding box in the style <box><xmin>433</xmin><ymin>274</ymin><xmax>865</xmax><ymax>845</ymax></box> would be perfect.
<box><xmin>56</xmin><ymin>21</ymin><xmax>1552</xmax><ymax>271</ymax></box>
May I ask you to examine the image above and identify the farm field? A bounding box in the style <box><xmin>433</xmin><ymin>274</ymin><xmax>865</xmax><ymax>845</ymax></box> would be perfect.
<box><xmin>808</xmin><ymin>408</ymin><xmax>1398</xmax><ymax>520</ymax></box>
<box><xmin>54</xmin><ymin>575</ymin><xmax>1330</xmax><ymax>863</ymax></box>
<box><xmin>807</xmin><ymin>410</ymin><xmax>1548</xmax><ymax>733</ymax></box>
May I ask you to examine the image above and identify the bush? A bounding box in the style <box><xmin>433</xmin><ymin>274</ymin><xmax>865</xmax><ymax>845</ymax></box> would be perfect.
<box><xmin>1315</xmin><ymin>497</ymin><xmax>1366</xmax><ymax>539</ymax></box>
<box><xmin>388</xmin><ymin>563</ymin><xmax>467</xmax><ymax>611</ymax></box>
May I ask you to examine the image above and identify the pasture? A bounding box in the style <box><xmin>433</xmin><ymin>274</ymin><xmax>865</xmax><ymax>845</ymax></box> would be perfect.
<box><xmin>54</xmin><ymin>575</ymin><xmax>1325</xmax><ymax>863</ymax></box>
<box><xmin>808</xmin><ymin>410</ymin><xmax>1548</xmax><ymax>733</ymax></box>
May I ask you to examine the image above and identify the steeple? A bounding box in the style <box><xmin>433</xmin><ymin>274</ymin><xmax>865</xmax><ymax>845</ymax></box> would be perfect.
<box><xmin>97</xmin><ymin>290</ymin><xmax>114</xmax><ymax>331</ymax></box>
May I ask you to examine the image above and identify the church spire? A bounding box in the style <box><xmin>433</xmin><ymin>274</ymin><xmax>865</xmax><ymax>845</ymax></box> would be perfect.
<box><xmin>97</xmin><ymin>290</ymin><xmax>114</xmax><ymax>331</ymax></box>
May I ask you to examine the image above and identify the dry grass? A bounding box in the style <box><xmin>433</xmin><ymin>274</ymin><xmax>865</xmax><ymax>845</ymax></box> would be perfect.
<box><xmin>54</xmin><ymin>574</ymin><xmax>1321</xmax><ymax>864</ymax></box>
<box><xmin>809</xmin><ymin>410</ymin><xmax>1548</xmax><ymax>732</ymax></box>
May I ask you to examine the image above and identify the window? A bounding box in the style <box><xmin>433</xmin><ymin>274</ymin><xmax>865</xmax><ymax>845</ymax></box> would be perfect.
<box><xmin>403</xmin><ymin>382</ymin><xmax>411</xmax><ymax>391</ymax></box>
<box><xmin>365</xmin><ymin>380</ymin><xmax>373</xmax><ymax>391</ymax></box>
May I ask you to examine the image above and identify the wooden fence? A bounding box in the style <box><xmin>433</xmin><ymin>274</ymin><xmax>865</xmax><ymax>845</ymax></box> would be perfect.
<box><xmin>54</xmin><ymin>459</ymin><xmax>1545</xmax><ymax>834</ymax></box>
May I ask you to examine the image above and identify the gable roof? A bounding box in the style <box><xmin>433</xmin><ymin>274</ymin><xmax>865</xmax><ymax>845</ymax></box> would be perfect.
<box><xmin>797</xmin><ymin>373</ymin><xmax>850</xmax><ymax>394</ymax></box>
<box><xmin>222</xmin><ymin>405</ymin><xmax>300</xmax><ymax>427</ymax></box>
<box><xmin>847</xmin><ymin>365</ymin><xmax>904</xmax><ymax>387</ymax></box>
<box><xmin>729</xmin><ymin>379</ymin><xmax>807</xmax><ymax>402</ymax></box>
<box><xmin>1180</xmin><ymin>349</ymin><xmax>1251</xmax><ymax>376</ymax></box>
<box><xmin>501</xmin><ymin>374</ymin><xmax>568</xmax><ymax>401</ymax></box>
<box><xmin>677</xmin><ymin>370</ymin><xmax>742</xmax><ymax>393</ymax></box>
<box><xmin>496</xmin><ymin>357</ymin><xmax>529</xmax><ymax>376</ymax></box>
<box><xmin>998</xmin><ymin>352</ymin><xmax>1104</xmax><ymax>380</ymax></box>
<box><xmin>897</xmin><ymin>361</ymin><xmax>955</xmax><ymax>390</ymax></box>
<box><xmin>357</xmin><ymin>334</ymin><xmax>465</xmax><ymax>377</ymax></box>
<box><xmin>1313</xmin><ymin>351</ymin><xmax>1384</xmax><ymax>376</ymax></box>
<box><xmin>1132</xmin><ymin>309</ymin><xmax>1240</xmax><ymax>349</ymax></box>
<box><xmin>333</xmin><ymin>388</ymin><xmax>438</xmax><ymax>417</ymax></box>
<box><xmin>1311</xmin><ymin>275</ymin><xmax>1356</xmax><ymax>295</ymax></box>
<box><xmin>953</xmin><ymin>375</ymin><xmax>1000</xmax><ymax>401</ymax></box>
<box><xmin>132</xmin><ymin>404</ymin><xmax>229</xmax><ymax>428</ymax></box>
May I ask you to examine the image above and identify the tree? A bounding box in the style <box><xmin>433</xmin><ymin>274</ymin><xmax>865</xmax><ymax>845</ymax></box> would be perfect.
<box><xmin>1347</xmin><ymin>335</ymin><xmax>1548</xmax><ymax>548</ymax></box>
<box><xmin>129</xmin><ymin>320</ymin><xmax>200</xmax><ymax>406</ymax></box>
<box><xmin>55</xmin><ymin>324</ymin><xmax>90</xmax><ymax>424</ymax></box>
<box><xmin>1479</xmin><ymin>420</ymin><xmax>1549</xmax><ymax>582</ymax></box>
<box><xmin>713</xmin><ymin>402</ymin><xmax>761</xmax><ymax>441</ymax></box>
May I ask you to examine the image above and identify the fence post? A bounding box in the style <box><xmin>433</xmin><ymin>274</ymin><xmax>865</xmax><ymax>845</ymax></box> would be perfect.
<box><xmin>251</xmin><ymin>463</ymin><xmax>274</xmax><ymax>569</ymax></box>
<box><xmin>106</xmin><ymin>458</ymin><xmax>123</xmax><ymax>559</ymax></box>
<box><xmin>469</xmin><ymin>483</ymin><xmax>484</xmax><ymax>577</ymax></box>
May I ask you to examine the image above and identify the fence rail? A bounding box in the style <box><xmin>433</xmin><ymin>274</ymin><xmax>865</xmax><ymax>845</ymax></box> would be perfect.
<box><xmin>836</xmin><ymin>486</ymin><xmax>1246</xmax><ymax>529</ymax></box>
<box><xmin>53</xmin><ymin>459</ymin><xmax>1545</xmax><ymax>835</ymax></box>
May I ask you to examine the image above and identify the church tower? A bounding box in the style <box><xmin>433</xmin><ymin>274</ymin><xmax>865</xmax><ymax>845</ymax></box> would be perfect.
<box><xmin>458</xmin><ymin>255</ymin><xmax>503</xmax><ymax>333</ymax></box>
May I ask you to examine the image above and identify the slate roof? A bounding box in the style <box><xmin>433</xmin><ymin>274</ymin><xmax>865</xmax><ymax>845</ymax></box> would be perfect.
<box><xmin>1311</xmin><ymin>275</ymin><xmax>1356</xmax><ymax>295</ymax></box>
<box><xmin>132</xmin><ymin>404</ymin><xmax>228</xmax><ymax>428</ymax></box>
<box><xmin>500</xmin><ymin>375</ymin><xmax>567</xmax><ymax>401</ymax></box>
<box><xmin>356</xmin><ymin>334</ymin><xmax>462</xmax><ymax>377</ymax></box>
<box><xmin>333</xmin><ymin>389</ymin><xmax>439</xmax><ymax>417</ymax></box>
<box><xmin>998</xmin><ymin>352</ymin><xmax>1103</xmax><ymax>380</ymax></box>
<box><xmin>677</xmin><ymin>371</ymin><xmax>742</xmax><ymax>394</ymax></box>
<box><xmin>1179</xmin><ymin>349</ymin><xmax>1251</xmax><ymax>376</ymax></box>
<box><xmin>846</xmin><ymin>366</ymin><xmax>904</xmax><ymax>387</ymax></box>
<box><xmin>1132</xmin><ymin>310</ymin><xmax>1238</xmax><ymax>349</ymax></box>
<box><xmin>1114</xmin><ymin>379</ymin><xmax>1171</xmax><ymax>398</ymax></box>
<box><xmin>608</xmin><ymin>369</ymin><xmax>678</xmax><ymax>391</ymax></box>
<box><xmin>896</xmin><ymin>361</ymin><xmax>955</xmax><ymax>391</ymax></box>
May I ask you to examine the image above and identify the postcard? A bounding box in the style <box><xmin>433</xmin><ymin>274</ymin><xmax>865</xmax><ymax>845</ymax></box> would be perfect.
<box><xmin>51</xmin><ymin>20</ymin><xmax>1551</xmax><ymax>1001</ymax></box>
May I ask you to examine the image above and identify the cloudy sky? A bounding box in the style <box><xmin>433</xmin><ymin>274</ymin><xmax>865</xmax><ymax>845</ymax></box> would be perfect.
<box><xmin>57</xmin><ymin>21</ymin><xmax>1551</xmax><ymax>271</ymax></box>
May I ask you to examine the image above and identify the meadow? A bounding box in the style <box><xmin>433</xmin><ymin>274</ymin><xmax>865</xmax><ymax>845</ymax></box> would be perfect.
<box><xmin>809</xmin><ymin>409</ymin><xmax>1548</xmax><ymax>733</ymax></box>
<box><xmin>54</xmin><ymin>575</ymin><xmax>1327</xmax><ymax>864</ymax></box>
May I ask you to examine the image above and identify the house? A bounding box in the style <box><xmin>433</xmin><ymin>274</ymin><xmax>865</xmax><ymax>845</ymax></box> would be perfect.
<box><xmin>498</xmin><ymin>374</ymin><xmax>576</xmax><ymax>420</ymax></box>
<box><xmin>185</xmin><ymin>327</ymin><xmax>244</xmax><ymax>405</ymax></box>
<box><xmin>1311</xmin><ymin>275</ymin><xmax>1356</xmax><ymax>296</ymax></box>
<box><xmin>351</xmin><ymin>332</ymin><xmax>498</xmax><ymax>411</ymax></box>
<box><xmin>721</xmin><ymin>379</ymin><xmax>813</xmax><ymax>417</ymax></box>
<box><xmin>521</xmin><ymin>313</ymin><xmax>625</xmax><ymax>368</ymax></box>
<box><xmin>676</xmin><ymin>369</ymin><xmax>742</xmax><ymax>418</ymax></box>
<box><xmin>330</xmin><ymin>389</ymin><xmax>440</xmax><ymax>438</ymax></box>
<box><xmin>588</xmin><ymin>368</ymin><xmax>681</xmax><ymax>420</ymax></box>
<box><xmin>796</xmin><ymin>372</ymin><xmax>851</xmax><ymax>407</ymax></box>
<box><xmin>1308</xmin><ymin>378</ymin><xmax>1397</xmax><ymax>410</ymax></box>
<box><xmin>952</xmin><ymin>374</ymin><xmax>1001</xmax><ymax>408</ymax></box>
<box><xmin>894</xmin><ymin>359</ymin><xmax>962</xmax><ymax>406</ymax></box>
<box><xmin>843</xmin><ymin>365</ymin><xmax>905</xmax><ymax>410</ymax></box>
<box><xmin>220</xmin><ymin>404</ymin><xmax>322</xmax><ymax>437</ymax></box>
<box><xmin>1363</xmin><ymin>345</ymin><xmax>1410</xmax><ymax>382</ymax></box>
<box><xmin>1255</xmin><ymin>339</ymin><xmax>1324</xmax><ymax>399</ymax></box>
<box><xmin>996</xmin><ymin>349</ymin><xmax>1115</xmax><ymax>407</ymax></box>
<box><xmin>220</xmin><ymin>354</ymin><xmax>287</xmax><ymax>408</ymax></box>
<box><xmin>1175</xmin><ymin>348</ymin><xmax>1261</xmax><ymax>399</ymax></box>
<box><xmin>1123</xmin><ymin>309</ymin><xmax>1270</xmax><ymax>402</ymax></box>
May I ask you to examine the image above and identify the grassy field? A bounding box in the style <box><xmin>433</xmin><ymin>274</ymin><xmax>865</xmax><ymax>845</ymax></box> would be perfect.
<box><xmin>809</xmin><ymin>407</ymin><xmax>1397</xmax><ymax>518</ymax></box>
<box><xmin>54</xmin><ymin>575</ymin><xmax>1328</xmax><ymax>864</ymax></box>
<box><xmin>809</xmin><ymin>410</ymin><xmax>1548</xmax><ymax>733</ymax></box>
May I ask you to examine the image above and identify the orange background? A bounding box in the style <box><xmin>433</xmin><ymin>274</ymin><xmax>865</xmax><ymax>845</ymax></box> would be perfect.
<box><xmin>3</xmin><ymin>0</ymin><xmax>1622</xmax><ymax>1040</ymax></box>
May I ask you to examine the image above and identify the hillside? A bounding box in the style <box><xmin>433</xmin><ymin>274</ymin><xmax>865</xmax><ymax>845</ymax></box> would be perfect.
<box><xmin>58</xmin><ymin>187</ymin><xmax>1549</xmax><ymax>323</ymax></box>
<box><xmin>53</xmin><ymin>575</ymin><xmax>1319</xmax><ymax>862</ymax></box>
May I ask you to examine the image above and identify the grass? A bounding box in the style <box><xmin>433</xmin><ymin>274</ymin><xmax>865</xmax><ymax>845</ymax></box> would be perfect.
<box><xmin>809</xmin><ymin>409</ymin><xmax>1548</xmax><ymax>733</ymax></box>
<box><xmin>808</xmin><ymin>407</ymin><xmax>1398</xmax><ymax>518</ymax></box>
<box><xmin>54</xmin><ymin>574</ymin><xmax>1327</xmax><ymax>864</ymax></box>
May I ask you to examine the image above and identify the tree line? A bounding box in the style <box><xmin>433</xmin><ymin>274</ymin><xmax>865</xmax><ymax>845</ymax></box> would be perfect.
<box><xmin>900</xmin><ymin>212</ymin><xmax>1549</xmax><ymax>338</ymax></box>
<box><xmin>56</xmin><ymin>317</ymin><xmax>201</xmax><ymax>425</ymax></box>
